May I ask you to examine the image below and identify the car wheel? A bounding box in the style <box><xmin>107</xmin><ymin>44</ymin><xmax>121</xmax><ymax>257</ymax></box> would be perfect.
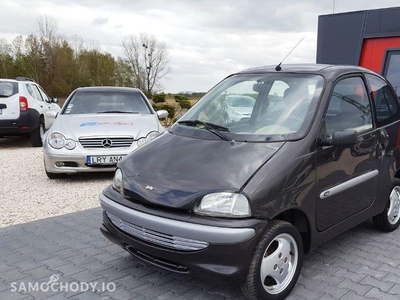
<box><xmin>46</xmin><ymin>170</ymin><xmax>67</xmax><ymax>179</ymax></box>
<box><xmin>30</xmin><ymin>119</ymin><xmax>45</xmax><ymax>147</ymax></box>
<box><xmin>373</xmin><ymin>179</ymin><xmax>400</xmax><ymax>232</ymax></box>
<box><xmin>241</xmin><ymin>220</ymin><xmax>303</xmax><ymax>300</ymax></box>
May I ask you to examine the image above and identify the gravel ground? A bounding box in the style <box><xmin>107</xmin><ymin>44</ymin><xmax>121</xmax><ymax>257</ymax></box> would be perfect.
<box><xmin>0</xmin><ymin>136</ymin><xmax>113</xmax><ymax>227</ymax></box>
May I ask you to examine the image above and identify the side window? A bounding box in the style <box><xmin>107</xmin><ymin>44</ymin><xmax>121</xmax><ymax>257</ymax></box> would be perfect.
<box><xmin>366</xmin><ymin>74</ymin><xmax>399</xmax><ymax>126</ymax></box>
<box><xmin>37</xmin><ymin>86</ymin><xmax>50</xmax><ymax>103</ymax></box>
<box><xmin>325</xmin><ymin>77</ymin><xmax>372</xmax><ymax>138</ymax></box>
<box><xmin>32</xmin><ymin>85</ymin><xmax>44</xmax><ymax>101</ymax></box>
<box><xmin>25</xmin><ymin>84</ymin><xmax>36</xmax><ymax>99</ymax></box>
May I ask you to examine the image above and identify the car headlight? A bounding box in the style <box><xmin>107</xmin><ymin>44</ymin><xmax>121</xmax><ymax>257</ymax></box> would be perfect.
<box><xmin>137</xmin><ymin>131</ymin><xmax>161</xmax><ymax>147</ymax></box>
<box><xmin>194</xmin><ymin>193</ymin><xmax>251</xmax><ymax>218</ymax></box>
<box><xmin>64</xmin><ymin>139</ymin><xmax>76</xmax><ymax>150</ymax></box>
<box><xmin>113</xmin><ymin>168</ymin><xmax>124</xmax><ymax>194</ymax></box>
<box><xmin>48</xmin><ymin>132</ymin><xmax>65</xmax><ymax>149</ymax></box>
<box><xmin>48</xmin><ymin>132</ymin><xmax>76</xmax><ymax>150</ymax></box>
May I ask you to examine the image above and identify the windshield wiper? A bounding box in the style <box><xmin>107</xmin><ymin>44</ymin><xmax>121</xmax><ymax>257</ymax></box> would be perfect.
<box><xmin>96</xmin><ymin>111</ymin><xmax>139</xmax><ymax>114</ymax></box>
<box><xmin>177</xmin><ymin>120</ymin><xmax>230</xmax><ymax>141</ymax></box>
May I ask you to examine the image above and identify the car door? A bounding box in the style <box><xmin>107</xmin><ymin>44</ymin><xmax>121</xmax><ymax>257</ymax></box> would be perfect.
<box><xmin>315</xmin><ymin>75</ymin><xmax>380</xmax><ymax>231</ymax></box>
<box><xmin>33</xmin><ymin>84</ymin><xmax>53</xmax><ymax>129</ymax></box>
<box><xmin>365</xmin><ymin>73</ymin><xmax>400</xmax><ymax>196</ymax></box>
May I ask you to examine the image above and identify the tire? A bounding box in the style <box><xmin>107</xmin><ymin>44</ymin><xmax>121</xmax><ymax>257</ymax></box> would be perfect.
<box><xmin>30</xmin><ymin>119</ymin><xmax>45</xmax><ymax>147</ymax></box>
<box><xmin>241</xmin><ymin>220</ymin><xmax>303</xmax><ymax>300</ymax></box>
<box><xmin>46</xmin><ymin>170</ymin><xmax>67</xmax><ymax>179</ymax></box>
<box><xmin>373</xmin><ymin>179</ymin><xmax>400</xmax><ymax>232</ymax></box>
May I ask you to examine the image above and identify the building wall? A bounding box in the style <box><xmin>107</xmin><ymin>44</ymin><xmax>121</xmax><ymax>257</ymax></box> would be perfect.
<box><xmin>317</xmin><ymin>6</ymin><xmax>400</xmax><ymax>72</ymax></box>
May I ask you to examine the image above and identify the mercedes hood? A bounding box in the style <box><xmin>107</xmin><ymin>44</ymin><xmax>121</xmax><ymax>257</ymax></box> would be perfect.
<box><xmin>50</xmin><ymin>113</ymin><xmax>161</xmax><ymax>139</ymax></box>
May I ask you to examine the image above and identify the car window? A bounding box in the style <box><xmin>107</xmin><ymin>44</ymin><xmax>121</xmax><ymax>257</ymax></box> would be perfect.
<box><xmin>63</xmin><ymin>91</ymin><xmax>152</xmax><ymax>115</ymax></box>
<box><xmin>25</xmin><ymin>84</ymin><xmax>36</xmax><ymax>99</ymax></box>
<box><xmin>37</xmin><ymin>86</ymin><xmax>51</xmax><ymax>103</ymax></box>
<box><xmin>177</xmin><ymin>73</ymin><xmax>324</xmax><ymax>142</ymax></box>
<box><xmin>32</xmin><ymin>85</ymin><xmax>44</xmax><ymax>101</ymax></box>
<box><xmin>366</xmin><ymin>74</ymin><xmax>400</xmax><ymax>126</ymax></box>
<box><xmin>0</xmin><ymin>81</ymin><xmax>18</xmax><ymax>97</ymax></box>
<box><xmin>325</xmin><ymin>77</ymin><xmax>372</xmax><ymax>138</ymax></box>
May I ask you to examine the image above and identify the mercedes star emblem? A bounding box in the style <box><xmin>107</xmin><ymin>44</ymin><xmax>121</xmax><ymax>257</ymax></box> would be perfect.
<box><xmin>102</xmin><ymin>139</ymin><xmax>112</xmax><ymax>148</ymax></box>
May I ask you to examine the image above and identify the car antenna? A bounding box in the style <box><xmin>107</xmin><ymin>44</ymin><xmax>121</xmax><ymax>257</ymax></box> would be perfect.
<box><xmin>275</xmin><ymin>37</ymin><xmax>305</xmax><ymax>71</ymax></box>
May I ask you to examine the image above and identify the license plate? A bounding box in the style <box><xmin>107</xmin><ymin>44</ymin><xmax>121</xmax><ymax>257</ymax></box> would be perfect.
<box><xmin>86</xmin><ymin>155</ymin><xmax>125</xmax><ymax>165</ymax></box>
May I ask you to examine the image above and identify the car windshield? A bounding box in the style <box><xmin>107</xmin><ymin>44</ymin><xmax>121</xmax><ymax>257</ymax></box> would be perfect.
<box><xmin>173</xmin><ymin>73</ymin><xmax>324</xmax><ymax>142</ymax></box>
<box><xmin>62</xmin><ymin>91</ymin><xmax>152</xmax><ymax>115</ymax></box>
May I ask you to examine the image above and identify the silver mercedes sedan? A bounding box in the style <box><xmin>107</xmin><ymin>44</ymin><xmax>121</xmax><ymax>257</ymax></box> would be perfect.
<box><xmin>43</xmin><ymin>86</ymin><xmax>167</xmax><ymax>179</ymax></box>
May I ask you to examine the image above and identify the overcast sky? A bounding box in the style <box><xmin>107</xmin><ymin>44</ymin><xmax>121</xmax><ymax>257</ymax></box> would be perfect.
<box><xmin>1</xmin><ymin>0</ymin><xmax>399</xmax><ymax>93</ymax></box>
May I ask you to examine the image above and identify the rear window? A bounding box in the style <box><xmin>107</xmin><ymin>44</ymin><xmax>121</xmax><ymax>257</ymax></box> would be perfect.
<box><xmin>0</xmin><ymin>82</ymin><xmax>18</xmax><ymax>97</ymax></box>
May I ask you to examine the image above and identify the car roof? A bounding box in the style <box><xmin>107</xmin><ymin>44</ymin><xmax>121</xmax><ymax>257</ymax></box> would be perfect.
<box><xmin>237</xmin><ymin>63</ymin><xmax>377</xmax><ymax>79</ymax></box>
<box><xmin>0</xmin><ymin>78</ymin><xmax>27</xmax><ymax>83</ymax></box>
<box><xmin>74</xmin><ymin>86</ymin><xmax>142</xmax><ymax>93</ymax></box>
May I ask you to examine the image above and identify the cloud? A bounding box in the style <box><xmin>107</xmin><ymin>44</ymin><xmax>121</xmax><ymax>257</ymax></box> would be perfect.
<box><xmin>1</xmin><ymin>0</ymin><xmax>400</xmax><ymax>92</ymax></box>
<box><xmin>92</xmin><ymin>16</ymin><xmax>108</xmax><ymax>25</ymax></box>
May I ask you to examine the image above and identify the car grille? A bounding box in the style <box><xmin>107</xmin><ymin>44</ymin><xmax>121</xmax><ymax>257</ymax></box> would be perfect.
<box><xmin>106</xmin><ymin>212</ymin><xmax>209</xmax><ymax>251</ymax></box>
<box><xmin>79</xmin><ymin>137</ymin><xmax>134</xmax><ymax>149</ymax></box>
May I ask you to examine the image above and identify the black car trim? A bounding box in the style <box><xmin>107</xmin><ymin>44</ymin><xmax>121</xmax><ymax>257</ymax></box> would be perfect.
<box><xmin>100</xmin><ymin>193</ymin><xmax>256</xmax><ymax>244</ymax></box>
<box><xmin>319</xmin><ymin>170</ymin><xmax>379</xmax><ymax>199</ymax></box>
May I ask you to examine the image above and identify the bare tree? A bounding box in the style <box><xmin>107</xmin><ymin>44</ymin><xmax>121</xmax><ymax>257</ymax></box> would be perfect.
<box><xmin>36</xmin><ymin>15</ymin><xmax>58</xmax><ymax>44</ymax></box>
<box><xmin>121</xmin><ymin>33</ymin><xmax>171</xmax><ymax>96</ymax></box>
<box><xmin>0</xmin><ymin>38</ymin><xmax>12</xmax><ymax>77</ymax></box>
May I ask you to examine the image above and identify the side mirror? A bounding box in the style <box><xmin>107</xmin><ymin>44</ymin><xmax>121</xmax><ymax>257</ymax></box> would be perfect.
<box><xmin>52</xmin><ymin>98</ymin><xmax>58</xmax><ymax>104</ymax></box>
<box><xmin>321</xmin><ymin>130</ymin><xmax>358</xmax><ymax>147</ymax></box>
<box><xmin>156</xmin><ymin>110</ymin><xmax>168</xmax><ymax>120</ymax></box>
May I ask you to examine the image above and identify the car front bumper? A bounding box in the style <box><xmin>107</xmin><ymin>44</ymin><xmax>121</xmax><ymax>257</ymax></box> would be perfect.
<box><xmin>43</xmin><ymin>144</ymin><xmax>137</xmax><ymax>174</ymax></box>
<box><xmin>99</xmin><ymin>190</ymin><xmax>267</xmax><ymax>284</ymax></box>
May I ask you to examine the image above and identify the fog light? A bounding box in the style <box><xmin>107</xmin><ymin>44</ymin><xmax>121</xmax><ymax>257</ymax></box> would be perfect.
<box><xmin>55</xmin><ymin>162</ymin><xmax>65</xmax><ymax>167</ymax></box>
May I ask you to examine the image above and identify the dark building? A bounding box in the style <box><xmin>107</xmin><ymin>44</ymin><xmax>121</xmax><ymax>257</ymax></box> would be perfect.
<box><xmin>317</xmin><ymin>6</ymin><xmax>400</xmax><ymax>96</ymax></box>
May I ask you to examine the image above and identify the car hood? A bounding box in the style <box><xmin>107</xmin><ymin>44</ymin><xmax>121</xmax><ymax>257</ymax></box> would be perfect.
<box><xmin>50</xmin><ymin>114</ymin><xmax>160</xmax><ymax>139</ymax></box>
<box><xmin>119</xmin><ymin>131</ymin><xmax>285</xmax><ymax>209</ymax></box>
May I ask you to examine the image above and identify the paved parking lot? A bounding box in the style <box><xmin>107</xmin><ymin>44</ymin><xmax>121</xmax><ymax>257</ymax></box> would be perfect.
<box><xmin>1</xmin><ymin>207</ymin><xmax>400</xmax><ymax>300</ymax></box>
<box><xmin>2</xmin><ymin>137</ymin><xmax>400</xmax><ymax>299</ymax></box>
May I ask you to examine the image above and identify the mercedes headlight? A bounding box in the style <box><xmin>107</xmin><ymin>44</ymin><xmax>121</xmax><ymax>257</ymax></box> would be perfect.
<box><xmin>194</xmin><ymin>193</ymin><xmax>251</xmax><ymax>218</ymax></box>
<box><xmin>48</xmin><ymin>132</ymin><xmax>76</xmax><ymax>150</ymax></box>
<box><xmin>48</xmin><ymin>132</ymin><xmax>65</xmax><ymax>149</ymax></box>
<box><xmin>137</xmin><ymin>131</ymin><xmax>160</xmax><ymax>147</ymax></box>
<box><xmin>113</xmin><ymin>168</ymin><xmax>124</xmax><ymax>194</ymax></box>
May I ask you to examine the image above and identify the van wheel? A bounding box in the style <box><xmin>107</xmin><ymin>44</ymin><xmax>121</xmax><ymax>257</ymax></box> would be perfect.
<box><xmin>46</xmin><ymin>170</ymin><xmax>67</xmax><ymax>179</ymax></box>
<box><xmin>241</xmin><ymin>220</ymin><xmax>303</xmax><ymax>300</ymax></box>
<box><xmin>373</xmin><ymin>179</ymin><xmax>400</xmax><ymax>232</ymax></box>
<box><xmin>30</xmin><ymin>120</ymin><xmax>45</xmax><ymax>147</ymax></box>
